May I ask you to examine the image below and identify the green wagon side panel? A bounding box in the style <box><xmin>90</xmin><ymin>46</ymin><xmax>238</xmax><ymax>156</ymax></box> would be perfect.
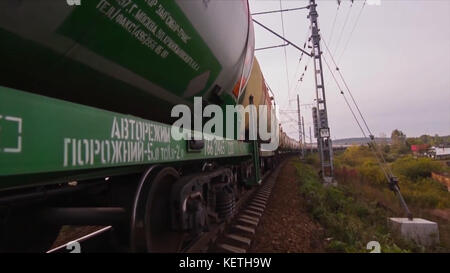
<box><xmin>58</xmin><ymin>0</ymin><xmax>221</xmax><ymax>97</ymax></box>
<box><xmin>0</xmin><ymin>86</ymin><xmax>251</xmax><ymax>180</ymax></box>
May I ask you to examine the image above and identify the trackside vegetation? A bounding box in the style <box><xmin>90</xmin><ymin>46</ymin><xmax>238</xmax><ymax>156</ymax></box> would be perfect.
<box><xmin>294</xmin><ymin>146</ymin><xmax>450</xmax><ymax>253</ymax></box>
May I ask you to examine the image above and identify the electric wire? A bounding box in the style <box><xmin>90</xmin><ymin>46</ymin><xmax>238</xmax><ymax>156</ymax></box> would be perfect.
<box><xmin>279</xmin><ymin>0</ymin><xmax>291</xmax><ymax>104</ymax></box>
<box><xmin>251</xmin><ymin>5</ymin><xmax>310</xmax><ymax>16</ymax></box>
<box><xmin>328</xmin><ymin>4</ymin><xmax>340</xmax><ymax>45</ymax></box>
<box><xmin>322</xmin><ymin>54</ymin><xmax>391</xmax><ymax>181</ymax></box>
<box><xmin>288</xmin><ymin>27</ymin><xmax>311</xmax><ymax>96</ymax></box>
<box><xmin>293</xmin><ymin>57</ymin><xmax>312</xmax><ymax>95</ymax></box>
<box><xmin>317</xmin><ymin>1</ymin><xmax>410</xmax><ymax>218</ymax></box>
<box><xmin>338</xmin><ymin>0</ymin><xmax>367</xmax><ymax>63</ymax></box>
<box><xmin>333</xmin><ymin>1</ymin><xmax>353</xmax><ymax>56</ymax></box>
<box><xmin>323</xmin><ymin>38</ymin><xmax>373</xmax><ymax>141</ymax></box>
<box><xmin>322</xmin><ymin>38</ymin><xmax>395</xmax><ymax>177</ymax></box>
<box><xmin>323</xmin><ymin>54</ymin><xmax>411</xmax><ymax>221</ymax></box>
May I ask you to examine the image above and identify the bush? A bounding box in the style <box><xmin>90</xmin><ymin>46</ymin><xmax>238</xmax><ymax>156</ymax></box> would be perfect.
<box><xmin>356</xmin><ymin>160</ymin><xmax>386</xmax><ymax>185</ymax></box>
<box><xmin>318</xmin><ymin>144</ymin><xmax>450</xmax><ymax>251</ymax></box>
<box><xmin>304</xmin><ymin>153</ymin><xmax>319</xmax><ymax>167</ymax></box>
<box><xmin>294</xmin><ymin>161</ymin><xmax>409</xmax><ymax>252</ymax></box>
<box><xmin>393</xmin><ymin>156</ymin><xmax>443</xmax><ymax>181</ymax></box>
<box><xmin>336</xmin><ymin>145</ymin><xmax>373</xmax><ymax>167</ymax></box>
<box><xmin>400</xmin><ymin>178</ymin><xmax>450</xmax><ymax>208</ymax></box>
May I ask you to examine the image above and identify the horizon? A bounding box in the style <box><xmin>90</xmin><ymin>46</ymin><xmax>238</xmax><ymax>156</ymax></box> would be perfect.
<box><xmin>333</xmin><ymin>133</ymin><xmax>450</xmax><ymax>140</ymax></box>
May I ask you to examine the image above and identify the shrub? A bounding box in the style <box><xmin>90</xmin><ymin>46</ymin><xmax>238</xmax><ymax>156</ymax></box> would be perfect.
<box><xmin>304</xmin><ymin>153</ymin><xmax>320</xmax><ymax>167</ymax></box>
<box><xmin>294</xmin><ymin>161</ymin><xmax>410</xmax><ymax>252</ymax></box>
<box><xmin>336</xmin><ymin>145</ymin><xmax>373</xmax><ymax>167</ymax></box>
<box><xmin>393</xmin><ymin>156</ymin><xmax>443</xmax><ymax>181</ymax></box>
<box><xmin>356</xmin><ymin>160</ymin><xmax>386</xmax><ymax>185</ymax></box>
<box><xmin>400</xmin><ymin>178</ymin><xmax>450</xmax><ymax>209</ymax></box>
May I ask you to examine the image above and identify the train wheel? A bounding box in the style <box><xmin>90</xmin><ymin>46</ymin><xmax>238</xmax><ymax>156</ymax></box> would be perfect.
<box><xmin>143</xmin><ymin>167</ymin><xmax>184</xmax><ymax>252</ymax></box>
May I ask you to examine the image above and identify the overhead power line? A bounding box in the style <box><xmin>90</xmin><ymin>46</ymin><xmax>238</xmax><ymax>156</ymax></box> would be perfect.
<box><xmin>252</xmin><ymin>19</ymin><xmax>311</xmax><ymax>57</ymax></box>
<box><xmin>338</xmin><ymin>0</ymin><xmax>367</xmax><ymax>63</ymax></box>
<box><xmin>288</xmin><ymin>27</ymin><xmax>311</xmax><ymax>97</ymax></box>
<box><xmin>279</xmin><ymin>0</ymin><xmax>291</xmax><ymax>105</ymax></box>
<box><xmin>323</xmin><ymin>37</ymin><xmax>387</xmax><ymax>168</ymax></box>
<box><xmin>333</xmin><ymin>0</ymin><xmax>353</xmax><ymax>55</ymax></box>
<box><xmin>328</xmin><ymin>4</ymin><xmax>340</xmax><ymax>45</ymax></box>
<box><xmin>292</xmin><ymin>57</ymin><xmax>312</xmax><ymax>95</ymax></box>
<box><xmin>321</xmin><ymin>38</ymin><xmax>413</xmax><ymax>219</ymax></box>
<box><xmin>251</xmin><ymin>6</ymin><xmax>310</xmax><ymax>16</ymax></box>
<box><xmin>322</xmin><ymin>55</ymin><xmax>367</xmax><ymax>150</ymax></box>
<box><xmin>322</xmin><ymin>53</ymin><xmax>412</xmax><ymax>219</ymax></box>
<box><xmin>255</xmin><ymin>43</ymin><xmax>288</xmax><ymax>51</ymax></box>
<box><xmin>322</xmin><ymin>38</ymin><xmax>373</xmax><ymax>139</ymax></box>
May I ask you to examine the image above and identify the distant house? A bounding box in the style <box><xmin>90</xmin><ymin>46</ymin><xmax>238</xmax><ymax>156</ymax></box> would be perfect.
<box><xmin>428</xmin><ymin>147</ymin><xmax>450</xmax><ymax>160</ymax></box>
<box><xmin>411</xmin><ymin>144</ymin><xmax>430</xmax><ymax>155</ymax></box>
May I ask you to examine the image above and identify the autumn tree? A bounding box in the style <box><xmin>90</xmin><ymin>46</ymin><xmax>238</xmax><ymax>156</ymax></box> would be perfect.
<box><xmin>391</xmin><ymin>129</ymin><xmax>409</xmax><ymax>154</ymax></box>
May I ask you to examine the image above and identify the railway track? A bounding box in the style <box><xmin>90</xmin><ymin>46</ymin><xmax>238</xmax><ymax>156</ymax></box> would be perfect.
<box><xmin>205</xmin><ymin>162</ymin><xmax>282</xmax><ymax>253</ymax></box>
<box><xmin>47</xmin><ymin>160</ymin><xmax>285</xmax><ymax>253</ymax></box>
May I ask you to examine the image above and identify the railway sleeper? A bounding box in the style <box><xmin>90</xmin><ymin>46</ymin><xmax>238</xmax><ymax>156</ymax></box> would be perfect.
<box><xmin>240</xmin><ymin>214</ymin><xmax>260</xmax><ymax>223</ymax></box>
<box><xmin>224</xmin><ymin>234</ymin><xmax>252</xmax><ymax>247</ymax></box>
<box><xmin>247</xmin><ymin>205</ymin><xmax>264</xmax><ymax>213</ymax></box>
<box><xmin>243</xmin><ymin>210</ymin><xmax>262</xmax><ymax>218</ymax></box>
<box><xmin>237</xmin><ymin>217</ymin><xmax>258</xmax><ymax>227</ymax></box>
<box><xmin>217</xmin><ymin>243</ymin><xmax>246</xmax><ymax>254</ymax></box>
<box><xmin>232</xmin><ymin>224</ymin><xmax>255</xmax><ymax>235</ymax></box>
<box><xmin>250</xmin><ymin>201</ymin><xmax>266</xmax><ymax>208</ymax></box>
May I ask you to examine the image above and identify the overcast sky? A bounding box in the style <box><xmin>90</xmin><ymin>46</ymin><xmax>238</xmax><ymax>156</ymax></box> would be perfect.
<box><xmin>249</xmin><ymin>0</ymin><xmax>450</xmax><ymax>140</ymax></box>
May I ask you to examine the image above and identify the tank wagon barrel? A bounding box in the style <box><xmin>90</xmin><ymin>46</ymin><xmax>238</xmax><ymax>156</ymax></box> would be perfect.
<box><xmin>0</xmin><ymin>0</ymin><xmax>254</xmax><ymax>124</ymax></box>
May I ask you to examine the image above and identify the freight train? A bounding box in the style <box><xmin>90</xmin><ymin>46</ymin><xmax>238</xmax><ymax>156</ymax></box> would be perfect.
<box><xmin>0</xmin><ymin>0</ymin><xmax>301</xmax><ymax>252</ymax></box>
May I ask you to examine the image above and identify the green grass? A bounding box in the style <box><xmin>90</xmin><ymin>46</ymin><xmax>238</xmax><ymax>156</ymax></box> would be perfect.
<box><xmin>392</xmin><ymin>156</ymin><xmax>444</xmax><ymax>181</ymax></box>
<box><xmin>294</xmin><ymin>160</ymin><xmax>413</xmax><ymax>253</ymax></box>
<box><xmin>305</xmin><ymin>145</ymin><xmax>450</xmax><ymax>252</ymax></box>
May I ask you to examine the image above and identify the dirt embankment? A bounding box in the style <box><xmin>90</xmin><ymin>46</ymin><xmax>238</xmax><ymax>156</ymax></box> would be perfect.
<box><xmin>250</xmin><ymin>159</ymin><xmax>326</xmax><ymax>252</ymax></box>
